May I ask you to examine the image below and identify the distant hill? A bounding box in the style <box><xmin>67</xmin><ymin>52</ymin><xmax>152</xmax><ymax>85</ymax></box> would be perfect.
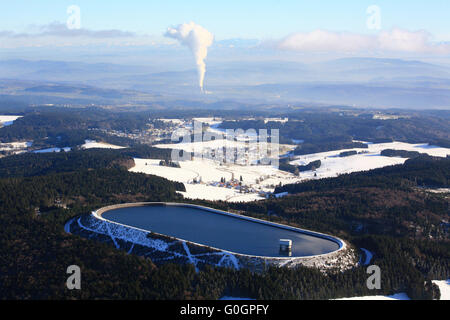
<box><xmin>1</xmin><ymin>57</ymin><xmax>450</xmax><ymax>109</ymax></box>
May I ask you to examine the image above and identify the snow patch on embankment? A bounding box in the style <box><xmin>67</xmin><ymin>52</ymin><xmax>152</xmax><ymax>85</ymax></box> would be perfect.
<box><xmin>0</xmin><ymin>115</ymin><xmax>22</xmax><ymax>126</ymax></box>
<box><xmin>432</xmin><ymin>279</ymin><xmax>450</xmax><ymax>300</ymax></box>
<box><xmin>81</xmin><ymin>140</ymin><xmax>125</xmax><ymax>150</ymax></box>
<box><xmin>335</xmin><ymin>293</ymin><xmax>410</xmax><ymax>300</ymax></box>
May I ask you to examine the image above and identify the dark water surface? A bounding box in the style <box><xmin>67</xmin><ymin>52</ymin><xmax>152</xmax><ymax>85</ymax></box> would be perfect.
<box><xmin>103</xmin><ymin>205</ymin><xmax>340</xmax><ymax>257</ymax></box>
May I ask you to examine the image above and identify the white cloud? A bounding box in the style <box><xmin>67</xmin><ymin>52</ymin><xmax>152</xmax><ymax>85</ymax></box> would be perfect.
<box><xmin>277</xmin><ymin>30</ymin><xmax>373</xmax><ymax>53</ymax></box>
<box><xmin>39</xmin><ymin>22</ymin><xmax>136</xmax><ymax>38</ymax></box>
<box><xmin>0</xmin><ymin>22</ymin><xmax>161</xmax><ymax>48</ymax></box>
<box><xmin>4</xmin><ymin>22</ymin><xmax>136</xmax><ymax>39</ymax></box>
<box><xmin>275</xmin><ymin>28</ymin><xmax>450</xmax><ymax>55</ymax></box>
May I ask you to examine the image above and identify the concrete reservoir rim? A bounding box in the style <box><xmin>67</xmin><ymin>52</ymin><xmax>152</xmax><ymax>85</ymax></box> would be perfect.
<box><xmin>92</xmin><ymin>202</ymin><xmax>347</xmax><ymax>260</ymax></box>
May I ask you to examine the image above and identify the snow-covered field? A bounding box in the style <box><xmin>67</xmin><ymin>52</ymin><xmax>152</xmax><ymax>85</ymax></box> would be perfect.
<box><xmin>131</xmin><ymin>158</ymin><xmax>293</xmax><ymax>187</ymax></box>
<box><xmin>1</xmin><ymin>139</ymin><xmax>124</xmax><ymax>154</ymax></box>
<box><xmin>155</xmin><ymin>118</ymin><xmax>294</xmax><ymax>157</ymax></box>
<box><xmin>432</xmin><ymin>279</ymin><xmax>450</xmax><ymax>300</ymax></box>
<box><xmin>133</xmin><ymin>141</ymin><xmax>450</xmax><ymax>202</ymax></box>
<box><xmin>0</xmin><ymin>115</ymin><xmax>22</xmax><ymax>126</ymax></box>
<box><xmin>154</xmin><ymin>138</ymin><xmax>292</xmax><ymax>156</ymax></box>
<box><xmin>144</xmin><ymin>117</ymin><xmax>450</xmax><ymax>203</ymax></box>
<box><xmin>0</xmin><ymin>141</ymin><xmax>32</xmax><ymax>152</ymax></box>
<box><xmin>193</xmin><ymin>117</ymin><xmax>222</xmax><ymax>126</ymax></box>
<box><xmin>81</xmin><ymin>140</ymin><xmax>125</xmax><ymax>150</ymax></box>
<box><xmin>130</xmin><ymin>158</ymin><xmax>278</xmax><ymax>202</ymax></box>
<box><xmin>157</xmin><ymin>118</ymin><xmax>186</xmax><ymax>125</ymax></box>
<box><xmin>180</xmin><ymin>184</ymin><xmax>264</xmax><ymax>202</ymax></box>
<box><xmin>290</xmin><ymin>141</ymin><xmax>450</xmax><ymax>180</ymax></box>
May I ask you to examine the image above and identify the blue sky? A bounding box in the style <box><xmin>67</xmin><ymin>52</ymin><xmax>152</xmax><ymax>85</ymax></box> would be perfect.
<box><xmin>1</xmin><ymin>0</ymin><xmax>449</xmax><ymax>40</ymax></box>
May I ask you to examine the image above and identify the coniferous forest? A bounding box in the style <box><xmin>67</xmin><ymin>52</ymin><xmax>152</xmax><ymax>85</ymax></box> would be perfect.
<box><xmin>0</xmin><ymin>147</ymin><xmax>448</xmax><ymax>300</ymax></box>
<box><xmin>2</xmin><ymin>1</ymin><xmax>450</xmax><ymax>309</ymax></box>
<box><xmin>0</xmin><ymin>106</ymin><xmax>448</xmax><ymax>300</ymax></box>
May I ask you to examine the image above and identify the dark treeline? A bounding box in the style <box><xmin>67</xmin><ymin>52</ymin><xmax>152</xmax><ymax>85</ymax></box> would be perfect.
<box><xmin>339</xmin><ymin>150</ymin><xmax>358</xmax><ymax>157</ymax></box>
<box><xmin>0</xmin><ymin>150</ymin><xmax>133</xmax><ymax>177</ymax></box>
<box><xmin>0</xmin><ymin>145</ymin><xmax>174</xmax><ymax>178</ymax></box>
<box><xmin>0</xmin><ymin>168</ymin><xmax>185</xmax><ymax>212</ymax></box>
<box><xmin>276</xmin><ymin>156</ymin><xmax>450</xmax><ymax>194</ymax></box>
<box><xmin>219</xmin><ymin>112</ymin><xmax>450</xmax><ymax>154</ymax></box>
<box><xmin>0</xmin><ymin>166</ymin><xmax>445</xmax><ymax>299</ymax></box>
<box><xmin>222</xmin><ymin>187</ymin><xmax>448</xmax><ymax>240</ymax></box>
<box><xmin>279</xmin><ymin>159</ymin><xmax>322</xmax><ymax>175</ymax></box>
<box><xmin>380</xmin><ymin>149</ymin><xmax>425</xmax><ymax>158</ymax></box>
<box><xmin>0</xmin><ymin>107</ymin><xmax>151</xmax><ymax>148</ymax></box>
<box><xmin>0</xmin><ymin>167</ymin><xmax>191</xmax><ymax>300</ymax></box>
<box><xmin>295</xmin><ymin>141</ymin><xmax>367</xmax><ymax>155</ymax></box>
<box><xmin>2</xmin><ymin>105</ymin><xmax>449</xmax><ymax>155</ymax></box>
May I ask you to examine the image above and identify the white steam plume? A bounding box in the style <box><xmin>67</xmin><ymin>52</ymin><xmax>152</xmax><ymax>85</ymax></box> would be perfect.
<box><xmin>165</xmin><ymin>22</ymin><xmax>214</xmax><ymax>92</ymax></box>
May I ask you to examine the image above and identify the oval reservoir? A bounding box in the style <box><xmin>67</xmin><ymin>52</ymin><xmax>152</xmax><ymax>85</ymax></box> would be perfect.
<box><xmin>102</xmin><ymin>204</ymin><xmax>340</xmax><ymax>258</ymax></box>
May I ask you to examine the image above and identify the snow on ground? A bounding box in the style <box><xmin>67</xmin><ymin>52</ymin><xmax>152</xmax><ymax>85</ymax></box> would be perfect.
<box><xmin>34</xmin><ymin>147</ymin><xmax>71</xmax><ymax>153</ymax></box>
<box><xmin>131</xmin><ymin>158</ymin><xmax>286</xmax><ymax>187</ymax></box>
<box><xmin>290</xmin><ymin>141</ymin><xmax>450</xmax><ymax>180</ymax></box>
<box><xmin>432</xmin><ymin>279</ymin><xmax>450</xmax><ymax>300</ymax></box>
<box><xmin>157</xmin><ymin>118</ymin><xmax>185</xmax><ymax>125</ymax></box>
<box><xmin>291</xmin><ymin>152</ymin><xmax>405</xmax><ymax>180</ymax></box>
<box><xmin>334</xmin><ymin>278</ymin><xmax>449</xmax><ymax>300</ymax></box>
<box><xmin>133</xmin><ymin>141</ymin><xmax>450</xmax><ymax>202</ymax></box>
<box><xmin>0</xmin><ymin>141</ymin><xmax>32</xmax><ymax>151</ymax></box>
<box><xmin>130</xmin><ymin>159</ymin><xmax>198</xmax><ymax>183</ymax></box>
<box><xmin>274</xmin><ymin>192</ymin><xmax>289</xmax><ymax>198</ymax></box>
<box><xmin>0</xmin><ymin>115</ymin><xmax>22</xmax><ymax>126</ymax></box>
<box><xmin>424</xmin><ymin>188</ymin><xmax>450</xmax><ymax>194</ymax></box>
<box><xmin>193</xmin><ymin>117</ymin><xmax>222</xmax><ymax>126</ymax></box>
<box><xmin>264</xmin><ymin>117</ymin><xmax>289</xmax><ymax>124</ymax></box>
<box><xmin>130</xmin><ymin>158</ymin><xmax>268</xmax><ymax>202</ymax></box>
<box><xmin>361</xmin><ymin>141</ymin><xmax>450</xmax><ymax>158</ymax></box>
<box><xmin>180</xmin><ymin>184</ymin><xmax>264</xmax><ymax>202</ymax></box>
<box><xmin>81</xmin><ymin>140</ymin><xmax>125</xmax><ymax>150</ymax></box>
<box><xmin>223</xmin><ymin>286</ymin><xmax>450</xmax><ymax>300</ymax></box>
<box><xmin>155</xmin><ymin>138</ymin><xmax>291</xmax><ymax>155</ymax></box>
<box><xmin>180</xmin><ymin>184</ymin><xmax>237</xmax><ymax>202</ymax></box>
<box><xmin>335</xmin><ymin>293</ymin><xmax>410</xmax><ymax>300</ymax></box>
<box><xmin>155</xmin><ymin>117</ymin><xmax>295</xmax><ymax>155</ymax></box>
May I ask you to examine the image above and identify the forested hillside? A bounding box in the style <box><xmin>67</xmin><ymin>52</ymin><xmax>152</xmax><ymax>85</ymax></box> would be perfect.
<box><xmin>0</xmin><ymin>107</ymin><xmax>448</xmax><ymax>300</ymax></box>
<box><xmin>275</xmin><ymin>156</ymin><xmax>450</xmax><ymax>194</ymax></box>
<box><xmin>219</xmin><ymin>112</ymin><xmax>450</xmax><ymax>154</ymax></box>
<box><xmin>0</xmin><ymin>146</ymin><xmax>173</xmax><ymax>177</ymax></box>
<box><xmin>0</xmin><ymin>151</ymin><xmax>446</xmax><ymax>299</ymax></box>
<box><xmin>0</xmin><ymin>107</ymin><xmax>153</xmax><ymax>148</ymax></box>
